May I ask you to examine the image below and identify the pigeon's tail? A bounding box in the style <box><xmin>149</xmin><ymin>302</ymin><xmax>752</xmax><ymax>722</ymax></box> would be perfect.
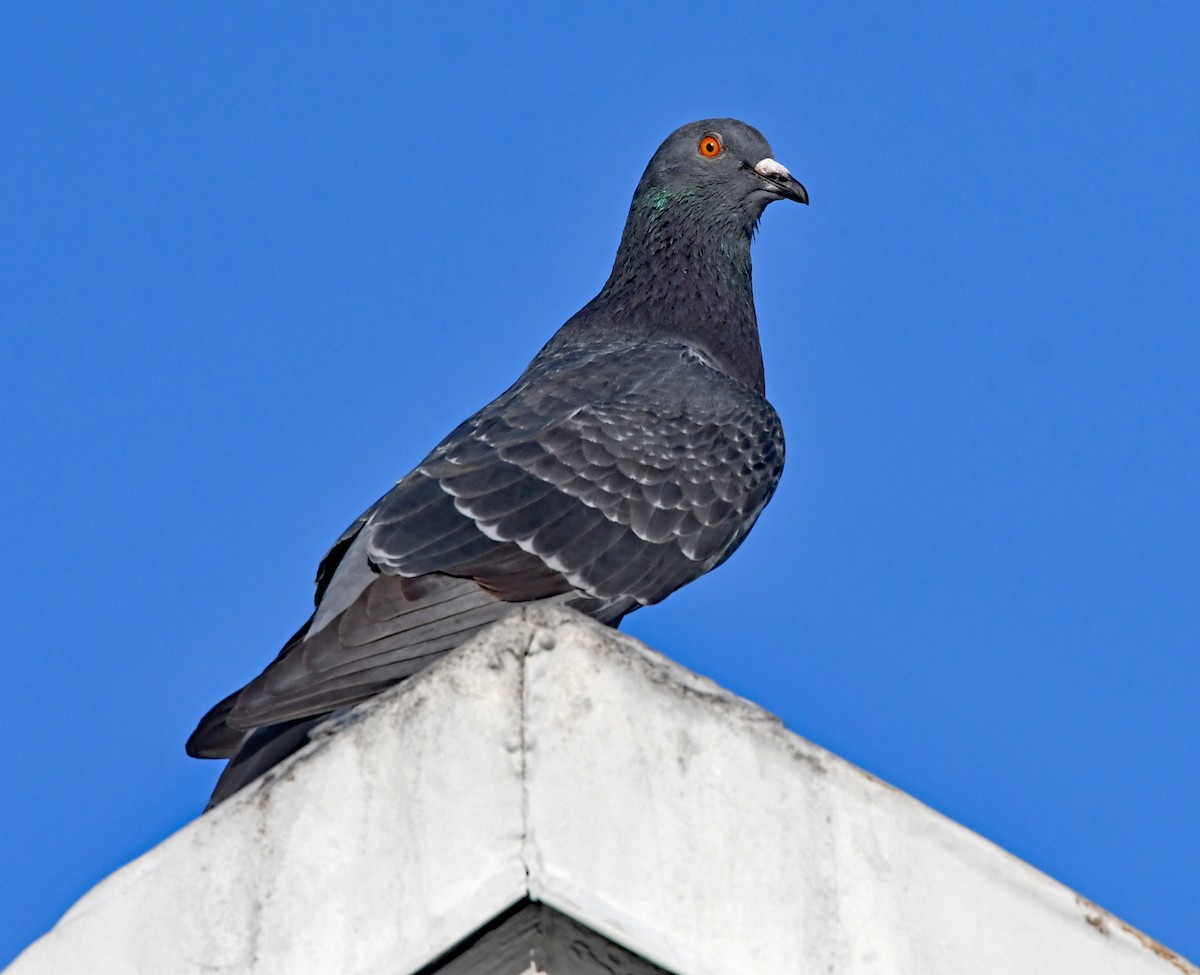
<box><xmin>187</xmin><ymin>616</ymin><xmax>319</xmax><ymax>760</ymax></box>
<box><xmin>227</xmin><ymin>573</ymin><xmax>517</xmax><ymax>729</ymax></box>
<box><xmin>204</xmin><ymin>716</ymin><xmax>328</xmax><ymax>810</ymax></box>
<box><xmin>186</xmin><ymin>691</ymin><xmax>245</xmax><ymax>759</ymax></box>
<box><xmin>187</xmin><ymin>568</ymin><xmax>619</xmax><ymax>807</ymax></box>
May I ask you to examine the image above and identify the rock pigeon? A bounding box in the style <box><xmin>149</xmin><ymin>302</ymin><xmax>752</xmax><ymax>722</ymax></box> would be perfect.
<box><xmin>188</xmin><ymin>118</ymin><xmax>808</xmax><ymax>806</ymax></box>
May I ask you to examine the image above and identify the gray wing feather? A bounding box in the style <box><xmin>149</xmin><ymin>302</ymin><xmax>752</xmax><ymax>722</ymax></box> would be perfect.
<box><xmin>202</xmin><ymin>341</ymin><xmax>783</xmax><ymax>741</ymax></box>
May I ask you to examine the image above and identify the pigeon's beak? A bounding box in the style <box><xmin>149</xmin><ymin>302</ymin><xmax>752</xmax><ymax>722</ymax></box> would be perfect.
<box><xmin>754</xmin><ymin>158</ymin><xmax>809</xmax><ymax>205</ymax></box>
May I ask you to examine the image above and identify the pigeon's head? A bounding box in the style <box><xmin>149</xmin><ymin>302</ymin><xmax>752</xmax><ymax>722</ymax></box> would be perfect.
<box><xmin>634</xmin><ymin>119</ymin><xmax>808</xmax><ymax>230</ymax></box>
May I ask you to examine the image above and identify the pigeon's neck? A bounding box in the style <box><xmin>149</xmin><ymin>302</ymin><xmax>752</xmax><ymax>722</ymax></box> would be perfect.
<box><xmin>562</xmin><ymin>187</ymin><xmax>766</xmax><ymax>394</ymax></box>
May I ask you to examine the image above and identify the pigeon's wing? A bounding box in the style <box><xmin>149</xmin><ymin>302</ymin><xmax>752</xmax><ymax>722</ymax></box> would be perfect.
<box><xmin>211</xmin><ymin>342</ymin><xmax>783</xmax><ymax>735</ymax></box>
<box><xmin>424</xmin><ymin>343</ymin><xmax>786</xmax><ymax>602</ymax></box>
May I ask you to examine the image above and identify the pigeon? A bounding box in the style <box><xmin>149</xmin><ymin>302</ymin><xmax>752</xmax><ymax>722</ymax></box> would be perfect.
<box><xmin>188</xmin><ymin>118</ymin><xmax>808</xmax><ymax>807</ymax></box>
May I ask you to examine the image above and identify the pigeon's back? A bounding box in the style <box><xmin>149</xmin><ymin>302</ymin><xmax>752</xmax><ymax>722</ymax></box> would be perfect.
<box><xmin>189</xmin><ymin>118</ymin><xmax>806</xmax><ymax>806</ymax></box>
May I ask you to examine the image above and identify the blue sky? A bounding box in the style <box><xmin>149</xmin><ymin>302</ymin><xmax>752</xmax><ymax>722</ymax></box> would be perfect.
<box><xmin>3</xmin><ymin>1</ymin><xmax>1197</xmax><ymax>965</ymax></box>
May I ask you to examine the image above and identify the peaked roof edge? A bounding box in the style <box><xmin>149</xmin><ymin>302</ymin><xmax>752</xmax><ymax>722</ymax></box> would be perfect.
<box><xmin>7</xmin><ymin>608</ymin><xmax>1194</xmax><ymax>975</ymax></box>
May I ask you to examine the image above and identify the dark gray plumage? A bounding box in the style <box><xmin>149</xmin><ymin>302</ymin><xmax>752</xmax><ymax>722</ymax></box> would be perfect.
<box><xmin>188</xmin><ymin>118</ymin><xmax>807</xmax><ymax>806</ymax></box>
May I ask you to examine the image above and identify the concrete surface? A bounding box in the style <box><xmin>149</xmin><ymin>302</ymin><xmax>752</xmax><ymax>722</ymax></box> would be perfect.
<box><xmin>6</xmin><ymin>608</ymin><xmax>1195</xmax><ymax>975</ymax></box>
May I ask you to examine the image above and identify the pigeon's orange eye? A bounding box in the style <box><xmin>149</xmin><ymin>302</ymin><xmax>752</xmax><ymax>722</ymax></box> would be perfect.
<box><xmin>698</xmin><ymin>134</ymin><xmax>722</xmax><ymax>158</ymax></box>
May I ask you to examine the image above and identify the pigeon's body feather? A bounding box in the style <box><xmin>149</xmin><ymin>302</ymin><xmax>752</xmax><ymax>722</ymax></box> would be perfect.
<box><xmin>189</xmin><ymin>119</ymin><xmax>806</xmax><ymax>806</ymax></box>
